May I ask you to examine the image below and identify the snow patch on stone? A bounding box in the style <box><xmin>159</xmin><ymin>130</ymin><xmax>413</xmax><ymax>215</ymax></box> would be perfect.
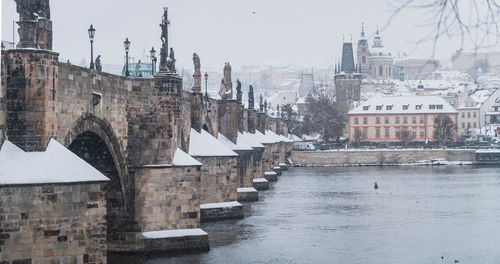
<box><xmin>239</xmin><ymin>132</ymin><xmax>265</xmax><ymax>149</ymax></box>
<box><xmin>253</xmin><ymin>178</ymin><xmax>268</xmax><ymax>183</ymax></box>
<box><xmin>218</xmin><ymin>132</ymin><xmax>253</xmax><ymax>151</ymax></box>
<box><xmin>265</xmin><ymin>171</ymin><xmax>278</xmax><ymax>176</ymax></box>
<box><xmin>142</xmin><ymin>228</ymin><xmax>207</xmax><ymax>239</ymax></box>
<box><xmin>189</xmin><ymin>128</ymin><xmax>238</xmax><ymax>157</ymax></box>
<box><xmin>173</xmin><ymin>148</ymin><xmax>202</xmax><ymax>166</ymax></box>
<box><xmin>237</xmin><ymin>187</ymin><xmax>257</xmax><ymax>192</ymax></box>
<box><xmin>0</xmin><ymin>139</ymin><xmax>109</xmax><ymax>185</ymax></box>
<box><xmin>200</xmin><ymin>201</ymin><xmax>242</xmax><ymax>209</ymax></box>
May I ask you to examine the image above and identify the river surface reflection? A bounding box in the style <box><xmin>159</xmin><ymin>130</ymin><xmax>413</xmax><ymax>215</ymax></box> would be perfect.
<box><xmin>111</xmin><ymin>166</ymin><xmax>500</xmax><ymax>264</ymax></box>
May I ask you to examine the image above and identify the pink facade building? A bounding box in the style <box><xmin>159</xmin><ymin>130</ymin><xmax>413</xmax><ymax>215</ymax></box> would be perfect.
<box><xmin>348</xmin><ymin>95</ymin><xmax>458</xmax><ymax>144</ymax></box>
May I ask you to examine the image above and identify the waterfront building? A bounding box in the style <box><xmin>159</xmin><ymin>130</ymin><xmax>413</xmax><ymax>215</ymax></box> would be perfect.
<box><xmin>347</xmin><ymin>94</ymin><xmax>458</xmax><ymax>143</ymax></box>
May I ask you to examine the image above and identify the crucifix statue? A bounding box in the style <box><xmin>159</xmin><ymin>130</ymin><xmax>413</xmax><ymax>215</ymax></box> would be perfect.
<box><xmin>159</xmin><ymin>7</ymin><xmax>170</xmax><ymax>72</ymax></box>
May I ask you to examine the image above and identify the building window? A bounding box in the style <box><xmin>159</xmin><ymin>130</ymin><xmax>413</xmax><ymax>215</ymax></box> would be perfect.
<box><xmin>412</xmin><ymin>117</ymin><xmax>417</xmax><ymax>124</ymax></box>
<box><xmin>473</xmin><ymin>112</ymin><xmax>477</xmax><ymax>118</ymax></box>
<box><xmin>379</xmin><ymin>66</ymin><xmax>383</xmax><ymax>76</ymax></box>
<box><xmin>363</xmin><ymin>117</ymin><xmax>368</xmax><ymax>124</ymax></box>
<box><xmin>385</xmin><ymin>117</ymin><xmax>389</xmax><ymax>124</ymax></box>
<box><xmin>462</xmin><ymin>122</ymin><xmax>465</xmax><ymax>128</ymax></box>
<box><xmin>403</xmin><ymin>117</ymin><xmax>407</xmax><ymax>124</ymax></box>
<box><xmin>467</xmin><ymin>122</ymin><xmax>471</xmax><ymax>128</ymax></box>
<box><xmin>386</xmin><ymin>105</ymin><xmax>393</xmax><ymax>110</ymax></box>
<box><xmin>376</xmin><ymin>128</ymin><xmax>380</xmax><ymax>137</ymax></box>
<box><xmin>376</xmin><ymin>117</ymin><xmax>381</xmax><ymax>124</ymax></box>
<box><xmin>467</xmin><ymin>112</ymin><xmax>470</xmax><ymax>118</ymax></box>
<box><xmin>462</xmin><ymin>112</ymin><xmax>465</xmax><ymax>118</ymax></box>
<box><xmin>420</xmin><ymin>116</ymin><xmax>424</xmax><ymax>123</ymax></box>
<box><xmin>412</xmin><ymin>129</ymin><xmax>417</xmax><ymax>136</ymax></box>
<box><xmin>396</xmin><ymin>117</ymin><xmax>400</xmax><ymax>124</ymax></box>
<box><xmin>473</xmin><ymin>122</ymin><xmax>477</xmax><ymax>128</ymax></box>
<box><xmin>403</xmin><ymin>105</ymin><xmax>409</xmax><ymax>110</ymax></box>
<box><xmin>363</xmin><ymin>128</ymin><xmax>368</xmax><ymax>137</ymax></box>
<box><xmin>420</xmin><ymin>128</ymin><xmax>424</xmax><ymax>136</ymax></box>
<box><xmin>429</xmin><ymin>105</ymin><xmax>436</xmax><ymax>109</ymax></box>
<box><xmin>437</xmin><ymin>105</ymin><xmax>443</xmax><ymax>109</ymax></box>
<box><xmin>376</xmin><ymin>105</ymin><xmax>382</xmax><ymax>110</ymax></box>
<box><xmin>385</xmin><ymin>128</ymin><xmax>389</xmax><ymax>137</ymax></box>
<box><xmin>415</xmin><ymin>105</ymin><xmax>422</xmax><ymax>110</ymax></box>
<box><xmin>363</xmin><ymin>106</ymin><xmax>369</xmax><ymax>111</ymax></box>
<box><xmin>354</xmin><ymin>117</ymin><xmax>358</xmax><ymax>124</ymax></box>
<box><xmin>396</xmin><ymin>129</ymin><xmax>400</xmax><ymax>137</ymax></box>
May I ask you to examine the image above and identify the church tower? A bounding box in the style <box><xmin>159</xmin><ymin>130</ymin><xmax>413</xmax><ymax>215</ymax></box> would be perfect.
<box><xmin>357</xmin><ymin>23</ymin><xmax>370</xmax><ymax>78</ymax></box>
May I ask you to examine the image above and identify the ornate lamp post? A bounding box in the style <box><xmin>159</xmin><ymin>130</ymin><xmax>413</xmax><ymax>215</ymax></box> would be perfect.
<box><xmin>204</xmin><ymin>72</ymin><xmax>208</xmax><ymax>98</ymax></box>
<box><xmin>150</xmin><ymin>47</ymin><xmax>156</xmax><ymax>76</ymax></box>
<box><xmin>88</xmin><ymin>24</ymin><xmax>96</xmax><ymax>69</ymax></box>
<box><xmin>1</xmin><ymin>42</ymin><xmax>5</xmax><ymax>50</ymax></box>
<box><xmin>124</xmin><ymin>38</ymin><xmax>131</xmax><ymax>77</ymax></box>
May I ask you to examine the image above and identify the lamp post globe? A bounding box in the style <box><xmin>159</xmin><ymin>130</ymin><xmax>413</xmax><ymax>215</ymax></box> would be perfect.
<box><xmin>124</xmin><ymin>38</ymin><xmax>131</xmax><ymax>77</ymax></box>
<box><xmin>88</xmin><ymin>24</ymin><xmax>96</xmax><ymax>69</ymax></box>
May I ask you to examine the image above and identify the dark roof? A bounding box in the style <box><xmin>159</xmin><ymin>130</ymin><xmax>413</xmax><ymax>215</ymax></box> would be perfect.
<box><xmin>341</xmin><ymin>43</ymin><xmax>355</xmax><ymax>74</ymax></box>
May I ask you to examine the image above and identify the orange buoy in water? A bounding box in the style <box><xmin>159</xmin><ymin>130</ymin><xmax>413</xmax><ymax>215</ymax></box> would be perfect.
<box><xmin>374</xmin><ymin>182</ymin><xmax>379</xmax><ymax>190</ymax></box>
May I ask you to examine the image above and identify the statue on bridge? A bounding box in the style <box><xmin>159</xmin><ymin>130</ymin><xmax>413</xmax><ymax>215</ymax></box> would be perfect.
<box><xmin>95</xmin><ymin>55</ymin><xmax>102</xmax><ymax>72</ymax></box>
<box><xmin>218</xmin><ymin>62</ymin><xmax>233</xmax><ymax>100</ymax></box>
<box><xmin>166</xmin><ymin>47</ymin><xmax>176</xmax><ymax>73</ymax></box>
<box><xmin>236</xmin><ymin>79</ymin><xmax>242</xmax><ymax>104</ymax></box>
<box><xmin>15</xmin><ymin>0</ymin><xmax>50</xmax><ymax>21</ymax></box>
<box><xmin>248</xmin><ymin>85</ymin><xmax>254</xmax><ymax>109</ymax></box>
<box><xmin>159</xmin><ymin>7</ymin><xmax>170</xmax><ymax>72</ymax></box>
<box><xmin>192</xmin><ymin>53</ymin><xmax>201</xmax><ymax>93</ymax></box>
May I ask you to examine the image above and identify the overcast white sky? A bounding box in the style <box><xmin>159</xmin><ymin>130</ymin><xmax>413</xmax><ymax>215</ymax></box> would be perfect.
<box><xmin>0</xmin><ymin>0</ymin><xmax>482</xmax><ymax>71</ymax></box>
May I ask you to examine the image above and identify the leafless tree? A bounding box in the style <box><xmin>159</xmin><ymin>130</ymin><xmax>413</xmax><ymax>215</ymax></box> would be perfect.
<box><xmin>400</xmin><ymin>127</ymin><xmax>414</xmax><ymax>147</ymax></box>
<box><xmin>385</xmin><ymin>0</ymin><xmax>500</xmax><ymax>56</ymax></box>
<box><xmin>352</xmin><ymin>128</ymin><xmax>366</xmax><ymax>145</ymax></box>
<box><xmin>433</xmin><ymin>114</ymin><xmax>455</xmax><ymax>145</ymax></box>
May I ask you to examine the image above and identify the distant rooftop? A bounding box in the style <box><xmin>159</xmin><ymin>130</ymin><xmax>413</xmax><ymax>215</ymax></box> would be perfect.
<box><xmin>349</xmin><ymin>94</ymin><xmax>457</xmax><ymax>115</ymax></box>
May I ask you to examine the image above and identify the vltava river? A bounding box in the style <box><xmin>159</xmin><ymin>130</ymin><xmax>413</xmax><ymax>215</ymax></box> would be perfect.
<box><xmin>113</xmin><ymin>166</ymin><xmax>500</xmax><ymax>264</ymax></box>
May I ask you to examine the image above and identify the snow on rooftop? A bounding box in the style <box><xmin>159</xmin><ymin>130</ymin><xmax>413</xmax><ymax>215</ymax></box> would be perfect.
<box><xmin>240</xmin><ymin>132</ymin><xmax>265</xmax><ymax>148</ymax></box>
<box><xmin>172</xmin><ymin>148</ymin><xmax>202</xmax><ymax>166</ymax></box>
<box><xmin>349</xmin><ymin>94</ymin><xmax>457</xmax><ymax>115</ymax></box>
<box><xmin>218</xmin><ymin>132</ymin><xmax>253</xmax><ymax>151</ymax></box>
<box><xmin>289</xmin><ymin>134</ymin><xmax>303</xmax><ymax>142</ymax></box>
<box><xmin>0</xmin><ymin>139</ymin><xmax>109</xmax><ymax>185</ymax></box>
<box><xmin>142</xmin><ymin>228</ymin><xmax>207</xmax><ymax>239</ymax></box>
<box><xmin>189</xmin><ymin>129</ymin><xmax>238</xmax><ymax>157</ymax></box>
<box><xmin>255</xmin><ymin>130</ymin><xmax>279</xmax><ymax>144</ymax></box>
<box><xmin>200</xmin><ymin>201</ymin><xmax>242</xmax><ymax>209</ymax></box>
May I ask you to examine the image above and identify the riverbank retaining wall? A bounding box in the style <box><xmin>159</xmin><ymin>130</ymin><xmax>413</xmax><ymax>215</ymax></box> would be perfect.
<box><xmin>290</xmin><ymin>149</ymin><xmax>477</xmax><ymax>166</ymax></box>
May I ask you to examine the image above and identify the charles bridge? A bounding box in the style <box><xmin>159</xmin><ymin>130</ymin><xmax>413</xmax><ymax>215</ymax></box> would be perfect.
<box><xmin>0</xmin><ymin>2</ymin><xmax>293</xmax><ymax>263</ymax></box>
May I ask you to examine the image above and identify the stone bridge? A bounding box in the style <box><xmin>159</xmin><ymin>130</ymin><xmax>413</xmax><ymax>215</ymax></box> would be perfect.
<box><xmin>0</xmin><ymin>5</ymin><xmax>292</xmax><ymax>260</ymax></box>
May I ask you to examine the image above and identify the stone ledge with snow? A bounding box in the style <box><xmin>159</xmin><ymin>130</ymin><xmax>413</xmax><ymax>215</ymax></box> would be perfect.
<box><xmin>200</xmin><ymin>201</ymin><xmax>244</xmax><ymax>221</ymax></box>
<box><xmin>218</xmin><ymin>132</ymin><xmax>253</xmax><ymax>151</ymax></box>
<box><xmin>273</xmin><ymin>166</ymin><xmax>282</xmax><ymax>175</ymax></box>
<box><xmin>264</xmin><ymin>171</ymin><xmax>278</xmax><ymax>182</ymax></box>
<box><xmin>237</xmin><ymin>187</ymin><xmax>258</xmax><ymax>202</ymax></box>
<box><xmin>0</xmin><ymin>139</ymin><xmax>109</xmax><ymax>185</ymax></box>
<box><xmin>112</xmin><ymin>228</ymin><xmax>210</xmax><ymax>254</ymax></box>
<box><xmin>253</xmin><ymin>178</ymin><xmax>270</xmax><ymax>190</ymax></box>
<box><xmin>189</xmin><ymin>128</ymin><xmax>238</xmax><ymax>157</ymax></box>
<box><xmin>279</xmin><ymin>163</ymin><xmax>288</xmax><ymax>170</ymax></box>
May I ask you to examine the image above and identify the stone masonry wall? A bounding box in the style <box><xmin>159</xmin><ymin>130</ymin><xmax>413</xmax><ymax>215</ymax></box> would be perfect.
<box><xmin>133</xmin><ymin>165</ymin><xmax>201</xmax><ymax>232</ymax></box>
<box><xmin>0</xmin><ymin>182</ymin><xmax>107</xmax><ymax>264</ymax></box>
<box><xmin>290</xmin><ymin>149</ymin><xmax>477</xmax><ymax>166</ymax></box>
<box><xmin>197</xmin><ymin>156</ymin><xmax>238</xmax><ymax>204</ymax></box>
<box><xmin>0</xmin><ymin>51</ymin><xmax>6</xmax><ymax>148</ymax></box>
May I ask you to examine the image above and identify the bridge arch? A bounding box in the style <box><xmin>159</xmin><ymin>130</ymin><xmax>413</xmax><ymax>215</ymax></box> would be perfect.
<box><xmin>64</xmin><ymin>113</ymin><xmax>129</xmax><ymax>238</ymax></box>
<box><xmin>202</xmin><ymin>115</ymin><xmax>215</xmax><ymax>136</ymax></box>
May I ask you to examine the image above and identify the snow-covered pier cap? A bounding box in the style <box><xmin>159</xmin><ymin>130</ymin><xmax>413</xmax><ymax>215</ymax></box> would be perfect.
<box><xmin>0</xmin><ymin>139</ymin><xmax>109</xmax><ymax>185</ymax></box>
<box><xmin>189</xmin><ymin>128</ymin><xmax>238</xmax><ymax>157</ymax></box>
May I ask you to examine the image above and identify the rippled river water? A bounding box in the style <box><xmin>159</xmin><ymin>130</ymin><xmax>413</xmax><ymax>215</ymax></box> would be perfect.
<box><xmin>113</xmin><ymin>166</ymin><xmax>500</xmax><ymax>264</ymax></box>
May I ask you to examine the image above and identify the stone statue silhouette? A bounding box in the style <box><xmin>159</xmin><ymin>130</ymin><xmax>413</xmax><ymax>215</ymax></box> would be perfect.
<box><xmin>15</xmin><ymin>0</ymin><xmax>50</xmax><ymax>21</ymax></box>
<box><xmin>192</xmin><ymin>53</ymin><xmax>201</xmax><ymax>92</ymax></box>
<box><xmin>236</xmin><ymin>79</ymin><xmax>242</xmax><ymax>104</ymax></box>
<box><xmin>259</xmin><ymin>94</ymin><xmax>264</xmax><ymax>112</ymax></box>
<box><xmin>219</xmin><ymin>62</ymin><xmax>233</xmax><ymax>100</ymax></box>
<box><xmin>95</xmin><ymin>55</ymin><xmax>102</xmax><ymax>72</ymax></box>
<box><xmin>248</xmin><ymin>85</ymin><xmax>254</xmax><ymax>109</ymax></box>
<box><xmin>193</xmin><ymin>53</ymin><xmax>200</xmax><ymax>74</ymax></box>
<box><xmin>166</xmin><ymin>47</ymin><xmax>176</xmax><ymax>73</ymax></box>
<box><xmin>159</xmin><ymin>7</ymin><xmax>169</xmax><ymax>72</ymax></box>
